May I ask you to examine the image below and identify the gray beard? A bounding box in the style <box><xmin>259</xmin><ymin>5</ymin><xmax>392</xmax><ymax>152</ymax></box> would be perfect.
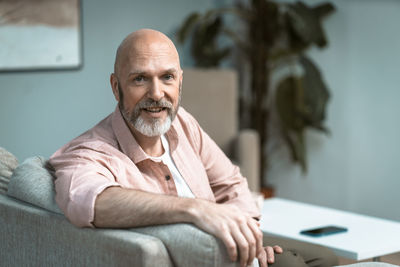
<box><xmin>118</xmin><ymin>82</ymin><xmax>181</xmax><ymax>137</ymax></box>
<box><xmin>131</xmin><ymin>113</ymin><xmax>172</xmax><ymax>137</ymax></box>
<box><xmin>120</xmin><ymin>97</ymin><xmax>179</xmax><ymax>137</ymax></box>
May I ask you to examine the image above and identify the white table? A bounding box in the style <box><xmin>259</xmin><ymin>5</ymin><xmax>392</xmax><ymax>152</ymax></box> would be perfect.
<box><xmin>260</xmin><ymin>198</ymin><xmax>400</xmax><ymax>261</ymax></box>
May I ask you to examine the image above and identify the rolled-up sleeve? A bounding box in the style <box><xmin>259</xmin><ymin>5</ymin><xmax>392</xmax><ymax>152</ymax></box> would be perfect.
<box><xmin>49</xmin><ymin>148</ymin><xmax>120</xmax><ymax>227</ymax></box>
<box><xmin>184</xmin><ymin>111</ymin><xmax>261</xmax><ymax>219</ymax></box>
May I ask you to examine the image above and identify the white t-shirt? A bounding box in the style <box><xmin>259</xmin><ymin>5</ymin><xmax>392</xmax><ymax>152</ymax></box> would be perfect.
<box><xmin>149</xmin><ymin>135</ymin><xmax>195</xmax><ymax>198</ymax></box>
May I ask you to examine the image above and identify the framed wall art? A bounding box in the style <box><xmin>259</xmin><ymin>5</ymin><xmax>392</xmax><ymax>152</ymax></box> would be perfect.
<box><xmin>0</xmin><ymin>0</ymin><xmax>82</xmax><ymax>71</ymax></box>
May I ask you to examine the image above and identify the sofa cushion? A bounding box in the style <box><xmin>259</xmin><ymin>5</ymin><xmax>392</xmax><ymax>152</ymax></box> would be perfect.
<box><xmin>7</xmin><ymin>156</ymin><xmax>62</xmax><ymax>214</ymax></box>
<box><xmin>0</xmin><ymin>147</ymin><xmax>19</xmax><ymax>171</ymax></box>
<box><xmin>0</xmin><ymin>147</ymin><xmax>19</xmax><ymax>194</ymax></box>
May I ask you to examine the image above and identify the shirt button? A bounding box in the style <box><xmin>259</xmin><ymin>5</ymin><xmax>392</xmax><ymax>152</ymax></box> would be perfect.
<box><xmin>165</xmin><ymin>175</ymin><xmax>171</xmax><ymax>181</ymax></box>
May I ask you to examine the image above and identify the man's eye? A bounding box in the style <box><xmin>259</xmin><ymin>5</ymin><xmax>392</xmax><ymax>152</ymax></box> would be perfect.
<box><xmin>164</xmin><ymin>74</ymin><xmax>173</xmax><ymax>80</ymax></box>
<box><xmin>134</xmin><ymin>76</ymin><xmax>145</xmax><ymax>82</ymax></box>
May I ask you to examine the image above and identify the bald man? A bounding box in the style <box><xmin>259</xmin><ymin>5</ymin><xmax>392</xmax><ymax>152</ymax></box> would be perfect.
<box><xmin>50</xmin><ymin>29</ymin><xmax>337</xmax><ymax>267</ymax></box>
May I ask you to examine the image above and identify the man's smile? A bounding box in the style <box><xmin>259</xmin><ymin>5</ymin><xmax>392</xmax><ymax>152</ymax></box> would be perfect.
<box><xmin>141</xmin><ymin>106</ymin><xmax>169</xmax><ymax>118</ymax></box>
<box><xmin>142</xmin><ymin>107</ymin><xmax>168</xmax><ymax>113</ymax></box>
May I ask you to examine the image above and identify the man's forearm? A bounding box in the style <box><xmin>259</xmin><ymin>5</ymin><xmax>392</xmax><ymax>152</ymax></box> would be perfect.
<box><xmin>93</xmin><ymin>186</ymin><xmax>195</xmax><ymax>228</ymax></box>
<box><xmin>93</xmin><ymin>186</ymin><xmax>267</xmax><ymax>267</ymax></box>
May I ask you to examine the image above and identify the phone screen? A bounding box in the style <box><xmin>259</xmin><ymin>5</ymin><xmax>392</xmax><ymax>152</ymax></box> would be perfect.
<box><xmin>300</xmin><ymin>226</ymin><xmax>348</xmax><ymax>237</ymax></box>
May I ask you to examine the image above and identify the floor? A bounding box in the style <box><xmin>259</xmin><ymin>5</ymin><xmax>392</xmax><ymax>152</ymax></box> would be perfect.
<box><xmin>338</xmin><ymin>252</ymin><xmax>400</xmax><ymax>265</ymax></box>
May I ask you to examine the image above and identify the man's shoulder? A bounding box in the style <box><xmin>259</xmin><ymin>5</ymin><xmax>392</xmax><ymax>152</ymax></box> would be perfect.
<box><xmin>170</xmin><ymin>107</ymin><xmax>205</xmax><ymax>150</ymax></box>
<box><xmin>174</xmin><ymin>107</ymin><xmax>199</xmax><ymax>127</ymax></box>
<box><xmin>51</xmin><ymin>113</ymin><xmax>118</xmax><ymax>158</ymax></box>
<box><xmin>172</xmin><ymin>107</ymin><xmax>203</xmax><ymax>135</ymax></box>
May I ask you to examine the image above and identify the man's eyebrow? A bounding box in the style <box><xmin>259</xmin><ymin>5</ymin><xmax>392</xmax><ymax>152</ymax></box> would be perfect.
<box><xmin>127</xmin><ymin>68</ymin><xmax>178</xmax><ymax>77</ymax></box>
<box><xmin>164</xmin><ymin>68</ymin><xmax>178</xmax><ymax>74</ymax></box>
<box><xmin>128</xmin><ymin>70</ymin><xmax>146</xmax><ymax>77</ymax></box>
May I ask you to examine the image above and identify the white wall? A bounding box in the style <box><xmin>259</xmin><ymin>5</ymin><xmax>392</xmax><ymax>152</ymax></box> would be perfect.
<box><xmin>268</xmin><ymin>0</ymin><xmax>400</xmax><ymax>221</ymax></box>
<box><xmin>0</xmin><ymin>0</ymin><xmax>218</xmax><ymax>161</ymax></box>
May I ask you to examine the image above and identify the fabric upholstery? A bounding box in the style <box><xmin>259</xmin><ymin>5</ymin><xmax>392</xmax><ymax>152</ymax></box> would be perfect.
<box><xmin>0</xmin><ymin>175</ymin><xmax>9</xmax><ymax>194</ymax></box>
<box><xmin>0</xmin><ymin>194</ymin><xmax>172</xmax><ymax>267</ymax></box>
<box><xmin>181</xmin><ymin>68</ymin><xmax>237</xmax><ymax>154</ymax></box>
<box><xmin>135</xmin><ymin>223</ymin><xmax>239</xmax><ymax>267</ymax></box>
<box><xmin>7</xmin><ymin>156</ymin><xmax>62</xmax><ymax>214</ymax></box>
<box><xmin>234</xmin><ymin>129</ymin><xmax>260</xmax><ymax>192</ymax></box>
<box><xmin>0</xmin><ymin>147</ymin><xmax>18</xmax><ymax>194</ymax></box>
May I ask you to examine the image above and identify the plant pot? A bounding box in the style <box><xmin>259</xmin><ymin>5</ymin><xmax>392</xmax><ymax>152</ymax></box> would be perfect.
<box><xmin>261</xmin><ymin>185</ymin><xmax>275</xmax><ymax>199</ymax></box>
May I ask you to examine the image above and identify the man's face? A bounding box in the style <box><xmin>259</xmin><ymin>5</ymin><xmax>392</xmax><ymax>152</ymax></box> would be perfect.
<box><xmin>118</xmin><ymin>81</ymin><xmax>181</xmax><ymax>137</ymax></box>
<box><xmin>115</xmin><ymin>40</ymin><xmax>182</xmax><ymax>137</ymax></box>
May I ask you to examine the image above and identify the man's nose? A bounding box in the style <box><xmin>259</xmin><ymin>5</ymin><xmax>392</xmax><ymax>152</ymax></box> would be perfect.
<box><xmin>147</xmin><ymin>79</ymin><xmax>164</xmax><ymax>101</ymax></box>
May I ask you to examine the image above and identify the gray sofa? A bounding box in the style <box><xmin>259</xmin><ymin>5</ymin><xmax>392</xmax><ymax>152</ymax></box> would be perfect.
<box><xmin>0</xmin><ymin>155</ymin><xmax>238</xmax><ymax>267</ymax></box>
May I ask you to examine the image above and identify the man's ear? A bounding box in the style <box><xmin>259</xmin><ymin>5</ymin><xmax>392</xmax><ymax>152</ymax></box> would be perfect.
<box><xmin>110</xmin><ymin>73</ymin><xmax>120</xmax><ymax>102</ymax></box>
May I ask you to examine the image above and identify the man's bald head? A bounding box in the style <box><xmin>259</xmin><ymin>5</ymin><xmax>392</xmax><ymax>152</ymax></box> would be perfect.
<box><xmin>113</xmin><ymin>29</ymin><xmax>181</xmax><ymax>78</ymax></box>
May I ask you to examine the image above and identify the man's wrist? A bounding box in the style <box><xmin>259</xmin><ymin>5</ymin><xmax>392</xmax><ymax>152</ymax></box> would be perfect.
<box><xmin>174</xmin><ymin>197</ymin><xmax>199</xmax><ymax>224</ymax></box>
<box><xmin>182</xmin><ymin>198</ymin><xmax>206</xmax><ymax>224</ymax></box>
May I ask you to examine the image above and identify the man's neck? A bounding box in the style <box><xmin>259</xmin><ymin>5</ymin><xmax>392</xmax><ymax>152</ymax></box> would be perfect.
<box><xmin>128</xmin><ymin>124</ymin><xmax>164</xmax><ymax>157</ymax></box>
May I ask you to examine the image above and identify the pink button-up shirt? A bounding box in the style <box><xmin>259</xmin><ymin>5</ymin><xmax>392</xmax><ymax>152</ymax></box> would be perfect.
<box><xmin>49</xmin><ymin>106</ymin><xmax>260</xmax><ymax>227</ymax></box>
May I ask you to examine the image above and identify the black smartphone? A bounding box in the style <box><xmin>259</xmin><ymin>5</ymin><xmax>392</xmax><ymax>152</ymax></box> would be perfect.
<box><xmin>300</xmin><ymin>225</ymin><xmax>348</xmax><ymax>237</ymax></box>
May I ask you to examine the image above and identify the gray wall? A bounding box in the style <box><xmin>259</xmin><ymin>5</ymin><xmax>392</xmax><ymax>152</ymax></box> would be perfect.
<box><xmin>268</xmin><ymin>0</ymin><xmax>400</xmax><ymax>221</ymax></box>
<box><xmin>1</xmin><ymin>0</ymin><xmax>399</xmax><ymax>222</ymax></box>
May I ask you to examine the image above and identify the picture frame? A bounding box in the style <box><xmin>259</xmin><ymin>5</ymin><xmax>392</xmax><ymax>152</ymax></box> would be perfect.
<box><xmin>0</xmin><ymin>0</ymin><xmax>82</xmax><ymax>71</ymax></box>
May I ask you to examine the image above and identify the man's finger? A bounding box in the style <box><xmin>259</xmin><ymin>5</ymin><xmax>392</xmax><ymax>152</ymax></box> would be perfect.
<box><xmin>231</xmin><ymin>226</ymin><xmax>250</xmax><ymax>267</ymax></box>
<box><xmin>266</xmin><ymin>246</ymin><xmax>275</xmax><ymax>264</ymax></box>
<box><xmin>240</xmin><ymin>223</ymin><xmax>257</xmax><ymax>266</ymax></box>
<box><xmin>248</xmin><ymin>218</ymin><xmax>264</xmax><ymax>256</ymax></box>
<box><xmin>219</xmin><ymin>229</ymin><xmax>238</xmax><ymax>262</ymax></box>
<box><xmin>257</xmin><ymin>250</ymin><xmax>268</xmax><ymax>267</ymax></box>
<box><xmin>273</xmin><ymin>245</ymin><xmax>283</xmax><ymax>254</ymax></box>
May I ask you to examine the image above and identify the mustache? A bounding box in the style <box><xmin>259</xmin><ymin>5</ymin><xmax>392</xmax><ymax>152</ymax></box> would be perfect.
<box><xmin>137</xmin><ymin>98</ymin><xmax>173</xmax><ymax>110</ymax></box>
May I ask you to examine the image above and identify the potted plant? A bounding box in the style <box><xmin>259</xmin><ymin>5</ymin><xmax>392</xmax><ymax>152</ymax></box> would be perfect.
<box><xmin>177</xmin><ymin>0</ymin><xmax>334</xmax><ymax>195</ymax></box>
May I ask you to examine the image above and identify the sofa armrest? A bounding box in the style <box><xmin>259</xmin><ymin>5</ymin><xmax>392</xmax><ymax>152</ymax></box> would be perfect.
<box><xmin>233</xmin><ymin>129</ymin><xmax>260</xmax><ymax>192</ymax></box>
<box><xmin>0</xmin><ymin>194</ymin><xmax>172</xmax><ymax>267</ymax></box>
<box><xmin>134</xmin><ymin>223</ymin><xmax>240</xmax><ymax>267</ymax></box>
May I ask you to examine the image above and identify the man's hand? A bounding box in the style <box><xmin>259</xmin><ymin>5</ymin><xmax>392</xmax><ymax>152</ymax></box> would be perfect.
<box><xmin>187</xmin><ymin>199</ymin><xmax>264</xmax><ymax>267</ymax></box>
<box><xmin>257</xmin><ymin>245</ymin><xmax>283</xmax><ymax>267</ymax></box>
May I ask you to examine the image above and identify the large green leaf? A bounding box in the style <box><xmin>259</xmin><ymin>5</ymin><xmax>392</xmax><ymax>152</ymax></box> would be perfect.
<box><xmin>314</xmin><ymin>3</ymin><xmax>336</xmax><ymax>19</ymax></box>
<box><xmin>275</xmin><ymin>65</ymin><xmax>329</xmax><ymax>173</ymax></box>
<box><xmin>299</xmin><ymin>56</ymin><xmax>330</xmax><ymax>132</ymax></box>
<box><xmin>275</xmin><ymin>76</ymin><xmax>305</xmax><ymax>131</ymax></box>
<box><xmin>177</xmin><ymin>13</ymin><xmax>201</xmax><ymax>44</ymax></box>
<box><xmin>191</xmin><ymin>16</ymin><xmax>231</xmax><ymax>67</ymax></box>
<box><xmin>286</xmin><ymin>2</ymin><xmax>332</xmax><ymax>49</ymax></box>
<box><xmin>275</xmin><ymin>75</ymin><xmax>308</xmax><ymax>171</ymax></box>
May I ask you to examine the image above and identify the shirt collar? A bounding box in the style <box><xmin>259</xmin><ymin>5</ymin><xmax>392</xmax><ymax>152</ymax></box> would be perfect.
<box><xmin>111</xmin><ymin>105</ymin><xmax>179</xmax><ymax>164</ymax></box>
